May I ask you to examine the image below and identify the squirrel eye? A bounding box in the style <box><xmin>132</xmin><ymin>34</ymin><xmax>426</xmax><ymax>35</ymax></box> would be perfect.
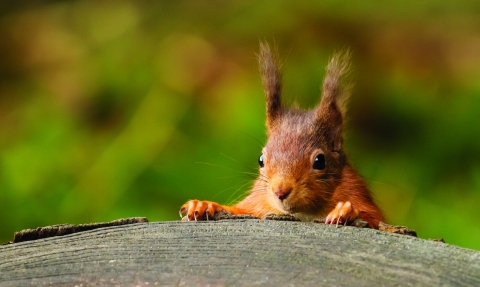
<box><xmin>258</xmin><ymin>154</ymin><xmax>264</xmax><ymax>168</ymax></box>
<box><xmin>313</xmin><ymin>154</ymin><xmax>326</xmax><ymax>170</ymax></box>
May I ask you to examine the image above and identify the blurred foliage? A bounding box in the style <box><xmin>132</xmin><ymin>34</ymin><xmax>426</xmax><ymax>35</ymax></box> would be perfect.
<box><xmin>1</xmin><ymin>1</ymin><xmax>480</xmax><ymax>250</ymax></box>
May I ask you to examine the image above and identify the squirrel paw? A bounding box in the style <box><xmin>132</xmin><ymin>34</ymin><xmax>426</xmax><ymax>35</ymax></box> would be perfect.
<box><xmin>180</xmin><ymin>200</ymin><xmax>224</xmax><ymax>221</ymax></box>
<box><xmin>325</xmin><ymin>201</ymin><xmax>359</xmax><ymax>226</ymax></box>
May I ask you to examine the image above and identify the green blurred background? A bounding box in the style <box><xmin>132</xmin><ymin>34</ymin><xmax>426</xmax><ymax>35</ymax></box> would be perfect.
<box><xmin>1</xmin><ymin>1</ymin><xmax>480</xmax><ymax>250</ymax></box>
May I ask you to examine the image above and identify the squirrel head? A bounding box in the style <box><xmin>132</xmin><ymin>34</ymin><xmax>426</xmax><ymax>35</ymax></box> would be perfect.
<box><xmin>257</xmin><ymin>43</ymin><xmax>351</xmax><ymax>215</ymax></box>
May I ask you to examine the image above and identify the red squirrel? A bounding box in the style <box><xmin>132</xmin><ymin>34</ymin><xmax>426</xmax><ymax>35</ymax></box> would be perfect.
<box><xmin>180</xmin><ymin>43</ymin><xmax>385</xmax><ymax>228</ymax></box>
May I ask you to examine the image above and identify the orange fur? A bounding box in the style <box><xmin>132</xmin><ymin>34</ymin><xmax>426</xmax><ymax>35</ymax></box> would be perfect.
<box><xmin>181</xmin><ymin>43</ymin><xmax>384</xmax><ymax>228</ymax></box>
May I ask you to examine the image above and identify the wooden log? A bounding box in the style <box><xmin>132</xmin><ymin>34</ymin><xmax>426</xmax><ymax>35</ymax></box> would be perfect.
<box><xmin>0</xmin><ymin>219</ymin><xmax>479</xmax><ymax>286</ymax></box>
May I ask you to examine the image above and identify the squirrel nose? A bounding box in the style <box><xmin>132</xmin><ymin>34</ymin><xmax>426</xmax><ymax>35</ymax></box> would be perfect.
<box><xmin>274</xmin><ymin>188</ymin><xmax>291</xmax><ymax>201</ymax></box>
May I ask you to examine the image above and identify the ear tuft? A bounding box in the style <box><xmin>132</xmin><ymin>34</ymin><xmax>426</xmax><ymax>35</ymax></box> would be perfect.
<box><xmin>322</xmin><ymin>49</ymin><xmax>352</xmax><ymax>115</ymax></box>
<box><xmin>318</xmin><ymin>49</ymin><xmax>352</xmax><ymax>151</ymax></box>
<box><xmin>258</xmin><ymin>42</ymin><xmax>282</xmax><ymax>127</ymax></box>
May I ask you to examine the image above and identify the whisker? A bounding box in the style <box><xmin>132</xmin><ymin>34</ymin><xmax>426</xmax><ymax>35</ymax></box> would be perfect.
<box><xmin>194</xmin><ymin>153</ymin><xmax>271</xmax><ymax>207</ymax></box>
<box><xmin>225</xmin><ymin>180</ymin><xmax>256</xmax><ymax>203</ymax></box>
<box><xmin>229</xmin><ymin>192</ymin><xmax>250</xmax><ymax>206</ymax></box>
<box><xmin>195</xmin><ymin>161</ymin><xmax>250</xmax><ymax>175</ymax></box>
<box><xmin>241</xmin><ymin>132</ymin><xmax>265</xmax><ymax>150</ymax></box>
<box><xmin>211</xmin><ymin>183</ymin><xmax>249</xmax><ymax>199</ymax></box>
<box><xmin>219</xmin><ymin>153</ymin><xmax>249</xmax><ymax>166</ymax></box>
<box><xmin>239</xmin><ymin>171</ymin><xmax>262</xmax><ymax>177</ymax></box>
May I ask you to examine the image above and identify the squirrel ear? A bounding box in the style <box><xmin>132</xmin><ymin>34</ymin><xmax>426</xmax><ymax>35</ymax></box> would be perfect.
<box><xmin>258</xmin><ymin>42</ymin><xmax>282</xmax><ymax>128</ymax></box>
<box><xmin>317</xmin><ymin>50</ymin><xmax>351</xmax><ymax>152</ymax></box>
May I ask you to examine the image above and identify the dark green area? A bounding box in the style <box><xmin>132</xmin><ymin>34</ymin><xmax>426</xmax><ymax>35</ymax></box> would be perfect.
<box><xmin>1</xmin><ymin>1</ymin><xmax>479</xmax><ymax>250</ymax></box>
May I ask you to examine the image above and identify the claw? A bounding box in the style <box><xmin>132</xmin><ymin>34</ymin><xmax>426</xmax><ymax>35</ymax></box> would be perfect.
<box><xmin>180</xmin><ymin>200</ymin><xmax>223</xmax><ymax>223</ymax></box>
<box><xmin>338</xmin><ymin>212</ymin><xmax>344</xmax><ymax>227</ymax></box>
<box><xmin>326</xmin><ymin>201</ymin><xmax>359</xmax><ymax>227</ymax></box>
<box><xmin>179</xmin><ymin>207</ymin><xmax>187</xmax><ymax>218</ymax></box>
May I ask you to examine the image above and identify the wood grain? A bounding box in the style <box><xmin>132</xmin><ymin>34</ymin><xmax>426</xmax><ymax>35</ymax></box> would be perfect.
<box><xmin>1</xmin><ymin>219</ymin><xmax>479</xmax><ymax>286</ymax></box>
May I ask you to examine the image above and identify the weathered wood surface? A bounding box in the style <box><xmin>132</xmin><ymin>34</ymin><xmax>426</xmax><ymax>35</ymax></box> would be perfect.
<box><xmin>1</xmin><ymin>219</ymin><xmax>479</xmax><ymax>286</ymax></box>
<box><xmin>11</xmin><ymin>217</ymin><xmax>149</xmax><ymax>244</ymax></box>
